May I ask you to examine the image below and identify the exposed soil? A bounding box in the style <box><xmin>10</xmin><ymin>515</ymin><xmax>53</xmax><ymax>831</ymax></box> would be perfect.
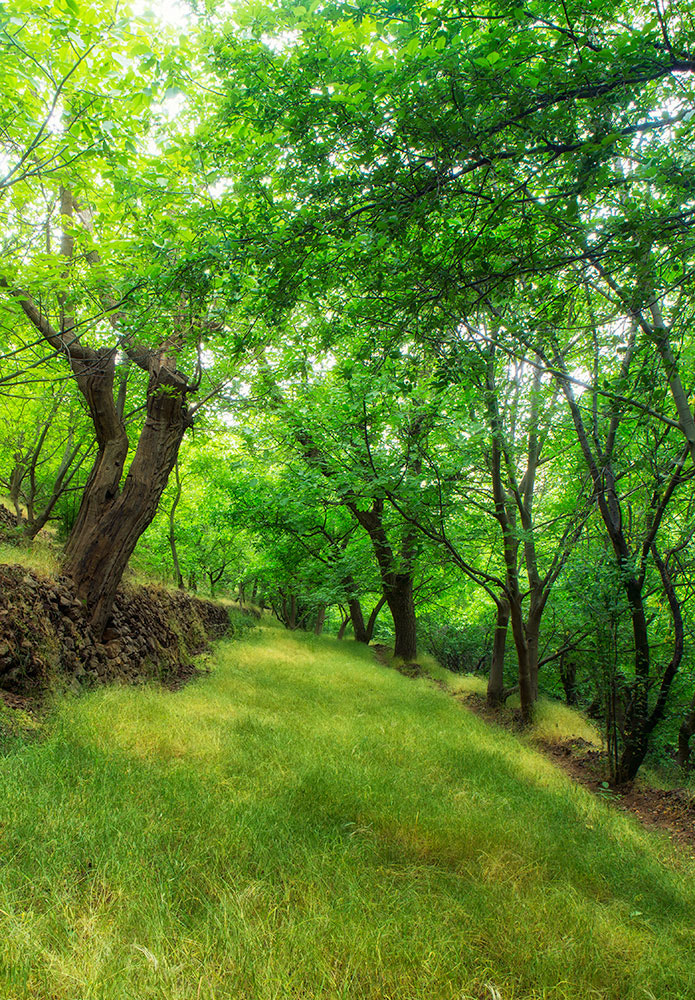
<box><xmin>370</xmin><ymin>643</ymin><xmax>393</xmax><ymax>666</ymax></box>
<box><xmin>539</xmin><ymin>737</ymin><xmax>695</xmax><ymax>851</ymax></box>
<box><xmin>370</xmin><ymin>644</ymin><xmax>426</xmax><ymax>678</ymax></box>
<box><xmin>0</xmin><ymin>561</ymin><xmax>231</xmax><ymax>701</ymax></box>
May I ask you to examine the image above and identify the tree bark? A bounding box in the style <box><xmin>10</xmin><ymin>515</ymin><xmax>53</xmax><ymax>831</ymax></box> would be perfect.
<box><xmin>559</xmin><ymin>654</ymin><xmax>578</xmax><ymax>706</ymax></box>
<box><xmin>488</xmin><ymin>408</ymin><xmax>533</xmax><ymax>722</ymax></box>
<box><xmin>62</xmin><ymin>348</ymin><xmax>130</xmax><ymax>564</ymax></box>
<box><xmin>386</xmin><ymin>573</ymin><xmax>417</xmax><ymax>660</ymax></box>
<box><xmin>9</xmin><ymin>457</ymin><xmax>23</xmax><ymax>519</ymax></box>
<box><xmin>313</xmin><ymin>604</ymin><xmax>326</xmax><ymax>635</ymax></box>
<box><xmin>526</xmin><ymin>599</ymin><xmax>544</xmax><ymax>701</ymax></box>
<box><xmin>677</xmin><ymin>695</ymin><xmax>695</xmax><ymax>772</ymax></box>
<box><xmin>62</xmin><ymin>367</ymin><xmax>191</xmax><ymax>637</ymax></box>
<box><xmin>350</xmin><ymin>503</ymin><xmax>418</xmax><ymax>661</ymax></box>
<box><xmin>347</xmin><ymin>597</ymin><xmax>368</xmax><ymax>642</ymax></box>
<box><xmin>168</xmin><ymin>460</ymin><xmax>184</xmax><ymax>590</ymax></box>
<box><xmin>487</xmin><ymin>597</ymin><xmax>510</xmax><ymax>707</ymax></box>
<box><xmin>365</xmin><ymin>594</ymin><xmax>387</xmax><ymax>642</ymax></box>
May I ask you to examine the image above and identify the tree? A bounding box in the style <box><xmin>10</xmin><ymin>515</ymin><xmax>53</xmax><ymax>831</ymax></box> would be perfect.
<box><xmin>0</xmin><ymin>7</ymin><xmax>264</xmax><ymax>635</ymax></box>
<box><xmin>0</xmin><ymin>381</ymin><xmax>93</xmax><ymax>538</ymax></box>
<box><xmin>544</xmin><ymin>306</ymin><xmax>694</xmax><ymax>782</ymax></box>
<box><xmin>254</xmin><ymin>349</ymin><xmax>427</xmax><ymax>660</ymax></box>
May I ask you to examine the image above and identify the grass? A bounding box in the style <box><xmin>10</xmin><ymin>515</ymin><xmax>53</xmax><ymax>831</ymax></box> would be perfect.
<box><xmin>415</xmin><ymin>660</ymin><xmax>602</xmax><ymax>747</ymax></box>
<box><xmin>0</xmin><ymin>538</ymin><xmax>60</xmax><ymax>577</ymax></box>
<box><xmin>0</xmin><ymin>627</ymin><xmax>694</xmax><ymax>999</ymax></box>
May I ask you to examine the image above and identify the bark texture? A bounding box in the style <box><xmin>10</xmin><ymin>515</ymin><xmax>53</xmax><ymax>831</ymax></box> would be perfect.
<box><xmin>487</xmin><ymin>597</ymin><xmax>510</xmax><ymax>707</ymax></box>
<box><xmin>62</xmin><ymin>365</ymin><xmax>192</xmax><ymax>637</ymax></box>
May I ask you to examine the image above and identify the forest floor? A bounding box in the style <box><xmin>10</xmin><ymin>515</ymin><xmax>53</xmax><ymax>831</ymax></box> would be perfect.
<box><xmin>455</xmin><ymin>690</ymin><xmax>695</xmax><ymax>853</ymax></box>
<box><xmin>1</xmin><ymin>615</ymin><xmax>695</xmax><ymax>997</ymax></box>
<box><xmin>539</xmin><ymin>737</ymin><xmax>695</xmax><ymax>850</ymax></box>
<box><xmin>373</xmin><ymin>646</ymin><xmax>695</xmax><ymax>854</ymax></box>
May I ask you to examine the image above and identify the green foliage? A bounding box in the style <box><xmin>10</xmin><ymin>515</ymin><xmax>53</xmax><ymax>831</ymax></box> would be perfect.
<box><xmin>2</xmin><ymin>0</ymin><xmax>695</xmax><ymax>779</ymax></box>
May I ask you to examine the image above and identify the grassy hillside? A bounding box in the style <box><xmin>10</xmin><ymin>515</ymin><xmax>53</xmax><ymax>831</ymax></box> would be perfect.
<box><xmin>0</xmin><ymin>625</ymin><xmax>693</xmax><ymax>999</ymax></box>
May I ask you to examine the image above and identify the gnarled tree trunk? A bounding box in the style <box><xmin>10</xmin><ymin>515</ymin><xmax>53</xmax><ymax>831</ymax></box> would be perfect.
<box><xmin>351</xmin><ymin>503</ymin><xmax>418</xmax><ymax>661</ymax></box>
<box><xmin>11</xmin><ymin>189</ymin><xmax>196</xmax><ymax>639</ymax></box>
<box><xmin>62</xmin><ymin>367</ymin><xmax>191</xmax><ymax>636</ymax></box>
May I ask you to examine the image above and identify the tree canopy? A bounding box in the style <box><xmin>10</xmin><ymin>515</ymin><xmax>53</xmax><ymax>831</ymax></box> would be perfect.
<box><xmin>1</xmin><ymin>0</ymin><xmax>695</xmax><ymax>782</ymax></box>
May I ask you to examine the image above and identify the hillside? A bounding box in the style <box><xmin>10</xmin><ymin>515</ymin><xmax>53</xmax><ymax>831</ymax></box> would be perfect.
<box><xmin>0</xmin><ymin>625</ymin><xmax>693</xmax><ymax>1000</ymax></box>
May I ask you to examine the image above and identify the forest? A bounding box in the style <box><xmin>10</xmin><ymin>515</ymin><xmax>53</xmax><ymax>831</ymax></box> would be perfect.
<box><xmin>3</xmin><ymin>2</ymin><xmax>695</xmax><ymax>997</ymax></box>
<box><xmin>2</xmin><ymin>0</ymin><xmax>695</xmax><ymax>788</ymax></box>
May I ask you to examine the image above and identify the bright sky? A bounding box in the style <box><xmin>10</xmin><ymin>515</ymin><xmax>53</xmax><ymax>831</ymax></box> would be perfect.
<box><xmin>132</xmin><ymin>0</ymin><xmax>193</xmax><ymax>28</ymax></box>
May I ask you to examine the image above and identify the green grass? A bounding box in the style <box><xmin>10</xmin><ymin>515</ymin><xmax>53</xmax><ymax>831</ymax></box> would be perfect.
<box><xmin>0</xmin><ymin>627</ymin><xmax>694</xmax><ymax>999</ymax></box>
<box><xmin>0</xmin><ymin>538</ymin><xmax>60</xmax><ymax>577</ymax></box>
<box><xmin>417</xmin><ymin>661</ymin><xmax>602</xmax><ymax>747</ymax></box>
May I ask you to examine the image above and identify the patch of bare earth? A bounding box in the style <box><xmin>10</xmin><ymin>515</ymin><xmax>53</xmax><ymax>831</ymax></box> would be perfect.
<box><xmin>539</xmin><ymin>738</ymin><xmax>695</xmax><ymax>851</ymax></box>
<box><xmin>371</xmin><ymin>644</ymin><xmax>433</xmax><ymax>680</ymax></box>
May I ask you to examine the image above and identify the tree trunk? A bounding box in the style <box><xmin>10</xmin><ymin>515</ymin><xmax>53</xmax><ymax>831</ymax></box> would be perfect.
<box><xmin>62</xmin><ymin>350</ymin><xmax>130</xmax><ymax>566</ymax></box>
<box><xmin>488</xmin><ymin>417</ymin><xmax>533</xmax><ymax>723</ymax></box>
<box><xmin>487</xmin><ymin>597</ymin><xmax>509</xmax><ymax>707</ymax></box>
<box><xmin>386</xmin><ymin>573</ymin><xmax>417</xmax><ymax>661</ymax></box>
<box><xmin>365</xmin><ymin>595</ymin><xmax>387</xmax><ymax>642</ymax></box>
<box><xmin>337</xmin><ymin>613</ymin><xmax>350</xmax><ymax>640</ymax></box>
<box><xmin>9</xmin><ymin>458</ymin><xmax>24</xmax><ymax>519</ymax></box>
<box><xmin>613</xmin><ymin>582</ymin><xmax>652</xmax><ymax>784</ymax></box>
<box><xmin>62</xmin><ymin>371</ymin><xmax>191</xmax><ymax>637</ymax></box>
<box><xmin>677</xmin><ymin>695</ymin><xmax>695</xmax><ymax>772</ymax></box>
<box><xmin>508</xmin><ymin>596</ymin><xmax>534</xmax><ymax>723</ymax></box>
<box><xmin>526</xmin><ymin>600</ymin><xmax>543</xmax><ymax>700</ymax></box>
<box><xmin>350</xmin><ymin>504</ymin><xmax>418</xmax><ymax>661</ymax></box>
<box><xmin>559</xmin><ymin>653</ymin><xmax>578</xmax><ymax>706</ymax></box>
<box><xmin>25</xmin><ymin>435</ymin><xmax>89</xmax><ymax>540</ymax></box>
<box><xmin>168</xmin><ymin>461</ymin><xmax>184</xmax><ymax>590</ymax></box>
<box><xmin>314</xmin><ymin>604</ymin><xmax>326</xmax><ymax>635</ymax></box>
<box><xmin>348</xmin><ymin>597</ymin><xmax>369</xmax><ymax>643</ymax></box>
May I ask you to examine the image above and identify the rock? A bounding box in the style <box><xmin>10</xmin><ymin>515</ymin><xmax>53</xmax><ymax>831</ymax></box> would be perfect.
<box><xmin>0</xmin><ymin>562</ymin><xmax>231</xmax><ymax>695</ymax></box>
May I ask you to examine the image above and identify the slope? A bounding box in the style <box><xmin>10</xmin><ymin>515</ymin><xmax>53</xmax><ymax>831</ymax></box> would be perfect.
<box><xmin>0</xmin><ymin>625</ymin><xmax>693</xmax><ymax>1000</ymax></box>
